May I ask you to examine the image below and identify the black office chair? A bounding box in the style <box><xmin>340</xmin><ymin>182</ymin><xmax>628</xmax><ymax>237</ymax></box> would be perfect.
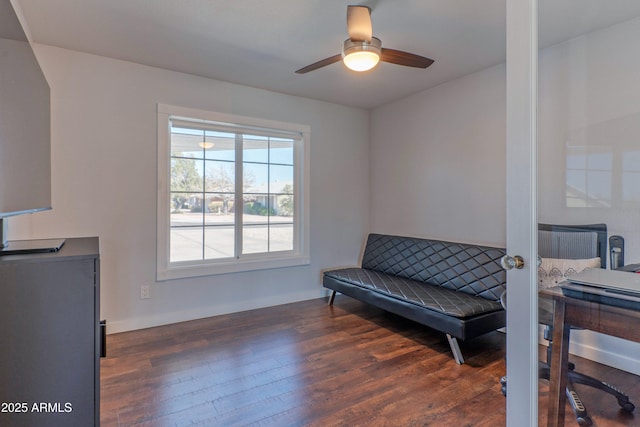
<box><xmin>501</xmin><ymin>223</ymin><xmax>635</xmax><ymax>426</ymax></box>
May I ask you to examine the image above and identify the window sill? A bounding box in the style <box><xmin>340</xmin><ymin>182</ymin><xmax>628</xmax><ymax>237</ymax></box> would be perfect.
<box><xmin>157</xmin><ymin>254</ymin><xmax>310</xmax><ymax>281</ymax></box>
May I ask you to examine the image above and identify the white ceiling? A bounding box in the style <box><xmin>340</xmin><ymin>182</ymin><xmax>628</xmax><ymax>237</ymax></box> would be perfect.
<box><xmin>15</xmin><ymin>0</ymin><xmax>640</xmax><ymax>109</ymax></box>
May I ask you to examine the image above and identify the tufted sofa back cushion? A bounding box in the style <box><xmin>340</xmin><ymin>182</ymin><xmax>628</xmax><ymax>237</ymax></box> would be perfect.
<box><xmin>361</xmin><ymin>234</ymin><xmax>507</xmax><ymax>302</ymax></box>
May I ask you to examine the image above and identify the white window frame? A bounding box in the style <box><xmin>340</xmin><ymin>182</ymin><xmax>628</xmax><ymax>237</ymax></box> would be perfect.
<box><xmin>157</xmin><ymin>104</ymin><xmax>310</xmax><ymax>280</ymax></box>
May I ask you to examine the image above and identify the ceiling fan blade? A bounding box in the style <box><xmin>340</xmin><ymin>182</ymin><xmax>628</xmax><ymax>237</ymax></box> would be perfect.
<box><xmin>347</xmin><ymin>5</ymin><xmax>372</xmax><ymax>42</ymax></box>
<box><xmin>295</xmin><ymin>54</ymin><xmax>342</xmax><ymax>74</ymax></box>
<box><xmin>380</xmin><ymin>48</ymin><xmax>434</xmax><ymax>69</ymax></box>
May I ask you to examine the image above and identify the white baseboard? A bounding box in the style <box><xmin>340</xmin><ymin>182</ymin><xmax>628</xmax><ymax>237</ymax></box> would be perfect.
<box><xmin>540</xmin><ymin>327</ymin><xmax>640</xmax><ymax>376</ymax></box>
<box><xmin>105</xmin><ymin>288</ymin><xmax>325</xmax><ymax>334</ymax></box>
<box><xmin>569</xmin><ymin>334</ymin><xmax>640</xmax><ymax>377</ymax></box>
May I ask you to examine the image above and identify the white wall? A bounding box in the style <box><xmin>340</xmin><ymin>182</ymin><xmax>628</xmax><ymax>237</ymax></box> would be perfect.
<box><xmin>10</xmin><ymin>45</ymin><xmax>370</xmax><ymax>333</ymax></box>
<box><xmin>370</xmin><ymin>17</ymin><xmax>640</xmax><ymax>375</ymax></box>
<box><xmin>370</xmin><ymin>64</ymin><xmax>506</xmax><ymax>247</ymax></box>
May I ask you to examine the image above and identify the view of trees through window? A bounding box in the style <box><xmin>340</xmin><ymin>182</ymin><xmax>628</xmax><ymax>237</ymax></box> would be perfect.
<box><xmin>169</xmin><ymin>124</ymin><xmax>295</xmax><ymax>263</ymax></box>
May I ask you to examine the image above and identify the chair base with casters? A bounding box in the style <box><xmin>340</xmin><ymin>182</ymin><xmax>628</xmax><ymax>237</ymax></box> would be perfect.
<box><xmin>500</xmin><ymin>325</ymin><xmax>635</xmax><ymax>426</ymax></box>
<box><xmin>500</xmin><ymin>364</ymin><xmax>594</xmax><ymax>426</ymax></box>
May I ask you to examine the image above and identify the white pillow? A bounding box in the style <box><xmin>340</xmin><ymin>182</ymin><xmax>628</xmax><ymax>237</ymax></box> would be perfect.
<box><xmin>538</xmin><ymin>257</ymin><xmax>601</xmax><ymax>289</ymax></box>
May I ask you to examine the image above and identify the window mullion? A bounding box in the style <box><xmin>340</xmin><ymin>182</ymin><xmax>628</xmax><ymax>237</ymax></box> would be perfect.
<box><xmin>267</xmin><ymin>137</ymin><xmax>271</xmax><ymax>253</ymax></box>
<box><xmin>234</xmin><ymin>133</ymin><xmax>243</xmax><ymax>258</ymax></box>
<box><xmin>201</xmin><ymin>129</ymin><xmax>206</xmax><ymax>261</ymax></box>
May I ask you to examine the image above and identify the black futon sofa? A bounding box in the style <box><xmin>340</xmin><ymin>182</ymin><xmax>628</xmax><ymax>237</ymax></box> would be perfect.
<box><xmin>323</xmin><ymin>233</ymin><xmax>507</xmax><ymax>364</ymax></box>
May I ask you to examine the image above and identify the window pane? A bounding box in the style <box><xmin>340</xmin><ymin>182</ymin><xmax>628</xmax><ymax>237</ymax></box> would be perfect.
<box><xmin>203</xmin><ymin>193</ymin><xmax>235</xmax><ymax>259</ymax></box>
<box><xmin>566</xmin><ymin>150</ymin><xmax>586</xmax><ymax>169</ymax></box>
<box><xmin>566</xmin><ymin>170</ymin><xmax>586</xmax><ymax>194</ymax></box>
<box><xmin>204</xmin><ymin>194</ymin><xmax>235</xmax><ymax>220</ymax></box>
<box><xmin>623</xmin><ymin>151</ymin><xmax>640</xmax><ymax>171</ymax></box>
<box><xmin>270</xmin><ymin>165</ymin><xmax>293</xmax><ymax>193</ymax></box>
<box><xmin>170</xmin><ymin>227</ymin><xmax>203</xmax><ymax>262</ymax></box>
<box><xmin>566</xmin><ymin>197</ymin><xmax>587</xmax><ymax>208</ymax></box>
<box><xmin>205</xmin><ymin>160</ymin><xmax>235</xmax><ymax>192</ymax></box>
<box><xmin>204</xmin><ymin>226</ymin><xmax>235</xmax><ymax>259</ymax></box>
<box><xmin>586</xmin><ymin>151</ymin><xmax>612</xmax><ymax>170</ymax></box>
<box><xmin>586</xmin><ymin>170</ymin><xmax>611</xmax><ymax>202</ymax></box>
<box><xmin>243</xmin><ymin>224</ymin><xmax>269</xmax><ymax>254</ymax></box>
<box><xmin>243</xmin><ymin>194</ymin><xmax>272</xmax><ymax>222</ymax></box>
<box><xmin>243</xmin><ymin>134</ymin><xmax>268</xmax><ymax>163</ymax></box>
<box><xmin>170</xmin><ymin>193</ymin><xmax>203</xmax><ymax>225</ymax></box>
<box><xmin>171</xmin><ymin>127</ymin><xmax>206</xmax><ymax>158</ymax></box>
<box><xmin>623</xmin><ymin>172</ymin><xmax>640</xmax><ymax>205</ymax></box>
<box><xmin>244</xmin><ymin>162</ymin><xmax>269</xmax><ymax>193</ymax></box>
<box><xmin>275</xmin><ymin>193</ymin><xmax>294</xmax><ymax>218</ymax></box>
<box><xmin>171</xmin><ymin>157</ymin><xmax>204</xmax><ymax>192</ymax></box>
<box><xmin>243</xmin><ymin>193</ymin><xmax>269</xmax><ymax>254</ymax></box>
<box><xmin>204</xmin><ymin>131</ymin><xmax>235</xmax><ymax>161</ymax></box>
<box><xmin>270</xmin><ymin>138</ymin><xmax>294</xmax><ymax>165</ymax></box>
<box><xmin>270</xmin><ymin>223</ymin><xmax>294</xmax><ymax>252</ymax></box>
<box><xmin>184</xmin><ymin>195</ymin><xmax>208</xmax><ymax>213</ymax></box>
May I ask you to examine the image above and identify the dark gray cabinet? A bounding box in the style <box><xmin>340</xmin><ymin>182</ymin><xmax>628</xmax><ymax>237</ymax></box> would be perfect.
<box><xmin>0</xmin><ymin>237</ymin><xmax>100</xmax><ymax>426</ymax></box>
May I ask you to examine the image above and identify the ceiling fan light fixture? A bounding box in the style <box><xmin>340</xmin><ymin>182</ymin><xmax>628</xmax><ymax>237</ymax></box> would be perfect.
<box><xmin>342</xmin><ymin>37</ymin><xmax>382</xmax><ymax>72</ymax></box>
<box><xmin>199</xmin><ymin>141</ymin><xmax>214</xmax><ymax>149</ymax></box>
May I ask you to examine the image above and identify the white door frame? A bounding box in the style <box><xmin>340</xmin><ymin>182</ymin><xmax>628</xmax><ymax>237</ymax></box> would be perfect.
<box><xmin>505</xmin><ymin>0</ymin><xmax>539</xmax><ymax>425</ymax></box>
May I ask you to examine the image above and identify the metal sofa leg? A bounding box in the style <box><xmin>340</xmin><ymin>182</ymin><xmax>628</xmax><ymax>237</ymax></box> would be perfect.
<box><xmin>328</xmin><ymin>290</ymin><xmax>336</xmax><ymax>306</ymax></box>
<box><xmin>446</xmin><ymin>334</ymin><xmax>464</xmax><ymax>364</ymax></box>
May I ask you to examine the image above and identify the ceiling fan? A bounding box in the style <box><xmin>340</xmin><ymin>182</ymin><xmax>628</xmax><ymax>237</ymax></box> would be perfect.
<box><xmin>295</xmin><ymin>5</ymin><xmax>434</xmax><ymax>74</ymax></box>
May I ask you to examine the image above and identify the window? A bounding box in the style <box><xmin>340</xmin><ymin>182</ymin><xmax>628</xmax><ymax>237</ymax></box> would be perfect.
<box><xmin>565</xmin><ymin>145</ymin><xmax>612</xmax><ymax>208</ymax></box>
<box><xmin>157</xmin><ymin>104</ymin><xmax>309</xmax><ymax>280</ymax></box>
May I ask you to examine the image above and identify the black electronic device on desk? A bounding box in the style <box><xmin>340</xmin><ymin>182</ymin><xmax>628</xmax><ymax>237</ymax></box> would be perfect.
<box><xmin>560</xmin><ymin>268</ymin><xmax>640</xmax><ymax>310</ymax></box>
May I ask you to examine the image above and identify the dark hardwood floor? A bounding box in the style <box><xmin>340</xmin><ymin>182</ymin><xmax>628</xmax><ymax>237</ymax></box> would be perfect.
<box><xmin>101</xmin><ymin>296</ymin><xmax>639</xmax><ymax>426</ymax></box>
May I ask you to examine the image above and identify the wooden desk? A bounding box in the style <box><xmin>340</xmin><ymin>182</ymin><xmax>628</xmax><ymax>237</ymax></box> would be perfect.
<box><xmin>541</xmin><ymin>287</ymin><xmax>640</xmax><ymax>427</ymax></box>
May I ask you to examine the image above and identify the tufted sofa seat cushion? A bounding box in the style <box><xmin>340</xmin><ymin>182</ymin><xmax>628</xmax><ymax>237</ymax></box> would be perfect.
<box><xmin>324</xmin><ymin>268</ymin><xmax>503</xmax><ymax>318</ymax></box>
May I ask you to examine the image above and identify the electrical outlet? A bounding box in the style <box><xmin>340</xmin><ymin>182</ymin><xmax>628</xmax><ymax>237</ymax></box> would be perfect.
<box><xmin>140</xmin><ymin>285</ymin><xmax>150</xmax><ymax>299</ymax></box>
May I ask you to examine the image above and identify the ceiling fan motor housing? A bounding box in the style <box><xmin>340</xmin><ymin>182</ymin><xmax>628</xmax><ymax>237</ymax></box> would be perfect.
<box><xmin>342</xmin><ymin>37</ymin><xmax>382</xmax><ymax>58</ymax></box>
